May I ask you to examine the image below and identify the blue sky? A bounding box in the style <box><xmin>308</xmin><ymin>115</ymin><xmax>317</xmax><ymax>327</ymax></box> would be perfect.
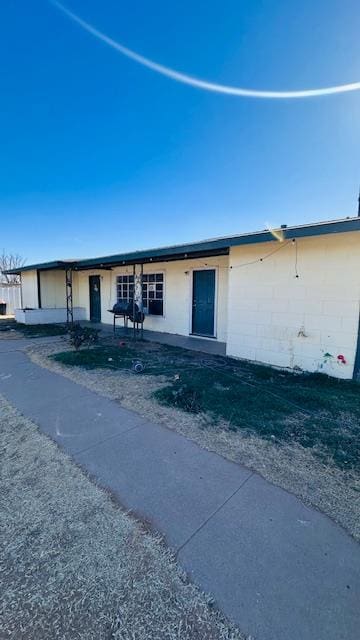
<box><xmin>1</xmin><ymin>0</ymin><xmax>360</xmax><ymax>264</ymax></box>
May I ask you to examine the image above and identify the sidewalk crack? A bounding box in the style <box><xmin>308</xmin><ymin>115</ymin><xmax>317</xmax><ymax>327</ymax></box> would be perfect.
<box><xmin>73</xmin><ymin>423</ymin><xmax>142</xmax><ymax>457</ymax></box>
<box><xmin>175</xmin><ymin>472</ymin><xmax>254</xmax><ymax>556</ymax></box>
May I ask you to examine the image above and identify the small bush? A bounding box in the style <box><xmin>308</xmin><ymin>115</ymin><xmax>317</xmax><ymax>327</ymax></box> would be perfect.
<box><xmin>155</xmin><ymin>383</ymin><xmax>202</xmax><ymax>414</ymax></box>
<box><xmin>68</xmin><ymin>324</ymin><xmax>99</xmax><ymax>351</ymax></box>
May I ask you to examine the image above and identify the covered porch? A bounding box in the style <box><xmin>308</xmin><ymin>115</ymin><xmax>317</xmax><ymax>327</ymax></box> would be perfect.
<box><xmin>13</xmin><ymin>261</ymin><xmax>86</xmax><ymax>325</ymax></box>
<box><xmin>9</xmin><ymin>243</ymin><xmax>231</xmax><ymax>351</ymax></box>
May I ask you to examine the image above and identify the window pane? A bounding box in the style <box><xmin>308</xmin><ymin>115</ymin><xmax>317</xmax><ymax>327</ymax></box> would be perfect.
<box><xmin>149</xmin><ymin>300</ymin><xmax>163</xmax><ymax>315</ymax></box>
<box><xmin>128</xmin><ymin>273</ymin><xmax>165</xmax><ymax>315</ymax></box>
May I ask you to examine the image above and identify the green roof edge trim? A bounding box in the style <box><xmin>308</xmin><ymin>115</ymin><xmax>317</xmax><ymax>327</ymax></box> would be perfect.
<box><xmin>5</xmin><ymin>217</ymin><xmax>359</xmax><ymax>274</ymax></box>
<box><xmin>4</xmin><ymin>260</ymin><xmax>77</xmax><ymax>275</ymax></box>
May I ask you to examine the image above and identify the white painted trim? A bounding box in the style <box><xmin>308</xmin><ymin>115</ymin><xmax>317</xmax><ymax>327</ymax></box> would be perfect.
<box><xmin>189</xmin><ymin>267</ymin><xmax>218</xmax><ymax>338</ymax></box>
<box><xmin>15</xmin><ymin>307</ymin><xmax>86</xmax><ymax>324</ymax></box>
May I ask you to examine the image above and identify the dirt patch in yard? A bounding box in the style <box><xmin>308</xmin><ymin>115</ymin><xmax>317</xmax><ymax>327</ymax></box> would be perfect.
<box><xmin>0</xmin><ymin>322</ymin><xmax>68</xmax><ymax>340</ymax></box>
<box><xmin>0</xmin><ymin>394</ymin><xmax>245</xmax><ymax>640</ymax></box>
<box><xmin>18</xmin><ymin>323</ymin><xmax>68</xmax><ymax>337</ymax></box>
<box><xmin>0</xmin><ymin>318</ymin><xmax>20</xmax><ymax>339</ymax></box>
<box><xmin>27</xmin><ymin>339</ymin><xmax>360</xmax><ymax>542</ymax></box>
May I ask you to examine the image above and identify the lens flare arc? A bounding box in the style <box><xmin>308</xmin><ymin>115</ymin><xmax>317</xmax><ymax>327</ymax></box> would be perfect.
<box><xmin>50</xmin><ymin>1</ymin><xmax>360</xmax><ymax>100</ymax></box>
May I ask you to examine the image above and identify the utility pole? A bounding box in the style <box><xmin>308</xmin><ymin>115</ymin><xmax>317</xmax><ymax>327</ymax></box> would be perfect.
<box><xmin>358</xmin><ymin>186</ymin><xmax>360</xmax><ymax>216</ymax></box>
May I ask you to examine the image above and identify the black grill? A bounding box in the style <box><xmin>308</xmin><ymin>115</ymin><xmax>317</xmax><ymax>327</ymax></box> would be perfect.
<box><xmin>110</xmin><ymin>301</ymin><xmax>145</xmax><ymax>324</ymax></box>
<box><xmin>112</xmin><ymin>302</ymin><xmax>128</xmax><ymax>315</ymax></box>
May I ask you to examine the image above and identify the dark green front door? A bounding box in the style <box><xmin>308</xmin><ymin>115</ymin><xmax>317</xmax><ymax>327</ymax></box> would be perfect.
<box><xmin>192</xmin><ymin>269</ymin><xmax>216</xmax><ymax>337</ymax></box>
<box><xmin>89</xmin><ymin>276</ymin><xmax>101</xmax><ymax>322</ymax></box>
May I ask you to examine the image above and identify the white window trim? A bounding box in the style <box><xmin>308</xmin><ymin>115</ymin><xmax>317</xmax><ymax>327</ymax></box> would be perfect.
<box><xmin>142</xmin><ymin>270</ymin><xmax>166</xmax><ymax>318</ymax></box>
<box><xmin>116</xmin><ymin>274</ymin><xmax>134</xmax><ymax>303</ymax></box>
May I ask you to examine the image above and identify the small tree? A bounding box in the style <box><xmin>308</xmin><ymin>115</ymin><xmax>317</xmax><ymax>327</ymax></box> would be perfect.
<box><xmin>0</xmin><ymin>251</ymin><xmax>26</xmax><ymax>284</ymax></box>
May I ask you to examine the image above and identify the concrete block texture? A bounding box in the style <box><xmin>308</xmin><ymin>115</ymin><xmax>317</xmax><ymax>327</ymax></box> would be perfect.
<box><xmin>228</xmin><ymin>233</ymin><xmax>360</xmax><ymax>378</ymax></box>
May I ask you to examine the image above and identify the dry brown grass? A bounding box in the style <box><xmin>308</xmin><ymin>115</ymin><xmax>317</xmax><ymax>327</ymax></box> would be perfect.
<box><xmin>0</xmin><ymin>330</ymin><xmax>21</xmax><ymax>340</ymax></box>
<box><xmin>27</xmin><ymin>342</ymin><xmax>360</xmax><ymax>542</ymax></box>
<box><xmin>0</xmin><ymin>395</ymin><xmax>245</xmax><ymax>640</ymax></box>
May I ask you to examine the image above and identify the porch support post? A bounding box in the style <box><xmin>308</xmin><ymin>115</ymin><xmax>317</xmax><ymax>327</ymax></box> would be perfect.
<box><xmin>65</xmin><ymin>267</ymin><xmax>73</xmax><ymax>325</ymax></box>
<box><xmin>132</xmin><ymin>264</ymin><xmax>136</xmax><ymax>341</ymax></box>
<box><xmin>140</xmin><ymin>263</ymin><xmax>144</xmax><ymax>340</ymax></box>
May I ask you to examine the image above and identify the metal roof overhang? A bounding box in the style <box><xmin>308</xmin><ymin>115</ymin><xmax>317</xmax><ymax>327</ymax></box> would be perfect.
<box><xmin>73</xmin><ymin>217</ymin><xmax>360</xmax><ymax>270</ymax></box>
<box><xmin>73</xmin><ymin>246</ymin><xmax>230</xmax><ymax>270</ymax></box>
<box><xmin>4</xmin><ymin>217</ymin><xmax>359</xmax><ymax>274</ymax></box>
<box><xmin>4</xmin><ymin>261</ymin><xmax>77</xmax><ymax>275</ymax></box>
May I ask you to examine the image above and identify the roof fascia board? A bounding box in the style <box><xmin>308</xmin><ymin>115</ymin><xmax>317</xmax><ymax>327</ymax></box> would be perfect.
<box><xmin>4</xmin><ymin>261</ymin><xmax>76</xmax><ymax>275</ymax></box>
<box><xmin>74</xmin><ymin>247</ymin><xmax>230</xmax><ymax>270</ymax></box>
<box><xmin>5</xmin><ymin>218</ymin><xmax>359</xmax><ymax>274</ymax></box>
<box><xmin>76</xmin><ymin>219</ymin><xmax>359</xmax><ymax>269</ymax></box>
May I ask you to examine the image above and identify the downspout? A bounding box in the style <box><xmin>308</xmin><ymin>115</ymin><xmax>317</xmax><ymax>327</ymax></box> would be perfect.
<box><xmin>351</xmin><ymin>189</ymin><xmax>360</xmax><ymax>379</ymax></box>
<box><xmin>353</xmin><ymin>308</ymin><xmax>360</xmax><ymax>381</ymax></box>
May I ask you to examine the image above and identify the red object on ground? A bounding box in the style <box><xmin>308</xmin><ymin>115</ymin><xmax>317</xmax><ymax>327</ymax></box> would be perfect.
<box><xmin>337</xmin><ymin>354</ymin><xmax>346</xmax><ymax>364</ymax></box>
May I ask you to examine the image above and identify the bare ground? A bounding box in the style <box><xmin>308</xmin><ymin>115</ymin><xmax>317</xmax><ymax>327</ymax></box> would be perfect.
<box><xmin>27</xmin><ymin>340</ymin><xmax>360</xmax><ymax>542</ymax></box>
<box><xmin>0</xmin><ymin>394</ymin><xmax>245</xmax><ymax>640</ymax></box>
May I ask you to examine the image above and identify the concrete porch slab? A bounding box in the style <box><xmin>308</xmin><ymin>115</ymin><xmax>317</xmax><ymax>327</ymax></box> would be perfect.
<box><xmin>82</xmin><ymin>321</ymin><xmax>227</xmax><ymax>356</ymax></box>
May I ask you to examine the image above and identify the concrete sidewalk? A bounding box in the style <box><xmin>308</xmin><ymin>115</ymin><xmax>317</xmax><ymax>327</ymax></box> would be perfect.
<box><xmin>0</xmin><ymin>339</ymin><xmax>359</xmax><ymax>640</ymax></box>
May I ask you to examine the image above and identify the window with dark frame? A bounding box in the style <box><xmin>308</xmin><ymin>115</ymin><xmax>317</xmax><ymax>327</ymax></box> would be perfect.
<box><xmin>116</xmin><ymin>274</ymin><xmax>134</xmax><ymax>306</ymax></box>
<box><xmin>116</xmin><ymin>273</ymin><xmax>164</xmax><ymax>316</ymax></box>
<box><xmin>142</xmin><ymin>273</ymin><xmax>164</xmax><ymax>316</ymax></box>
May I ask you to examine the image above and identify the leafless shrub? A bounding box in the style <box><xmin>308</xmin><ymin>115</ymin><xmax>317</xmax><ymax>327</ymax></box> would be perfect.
<box><xmin>0</xmin><ymin>250</ymin><xmax>26</xmax><ymax>284</ymax></box>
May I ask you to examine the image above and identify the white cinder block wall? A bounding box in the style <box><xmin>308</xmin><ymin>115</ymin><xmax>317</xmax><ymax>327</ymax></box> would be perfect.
<box><xmin>75</xmin><ymin>256</ymin><xmax>229</xmax><ymax>342</ymax></box>
<box><xmin>19</xmin><ymin>270</ymin><xmax>78</xmax><ymax>310</ymax></box>
<box><xmin>112</xmin><ymin>256</ymin><xmax>229</xmax><ymax>341</ymax></box>
<box><xmin>226</xmin><ymin>232</ymin><xmax>360</xmax><ymax>379</ymax></box>
<box><xmin>21</xmin><ymin>270</ymin><xmax>38</xmax><ymax>308</ymax></box>
<box><xmin>39</xmin><ymin>270</ymin><xmax>66</xmax><ymax>308</ymax></box>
